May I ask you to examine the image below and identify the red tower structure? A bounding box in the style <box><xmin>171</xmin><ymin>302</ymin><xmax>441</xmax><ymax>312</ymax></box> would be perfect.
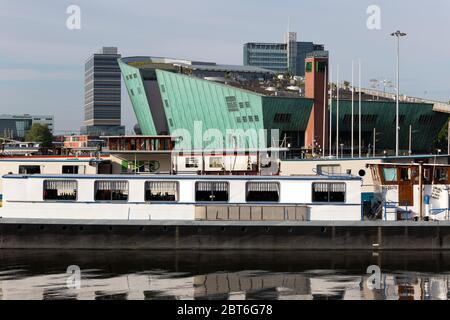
<box><xmin>304</xmin><ymin>52</ymin><xmax>329</xmax><ymax>154</ymax></box>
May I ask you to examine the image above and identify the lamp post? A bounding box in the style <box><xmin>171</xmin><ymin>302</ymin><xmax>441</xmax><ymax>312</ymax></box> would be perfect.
<box><xmin>390</xmin><ymin>30</ymin><xmax>407</xmax><ymax>156</ymax></box>
<box><xmin>408</xmin><ymin>125</ymin><xmax>419</xmax><ymax>155</ymax></box>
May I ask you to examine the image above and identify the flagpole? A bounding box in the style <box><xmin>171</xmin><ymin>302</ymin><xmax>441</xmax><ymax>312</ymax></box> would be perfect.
<box><xmin>329</xmin><ymin>65</ymin><xmax>333</xmax><ymax>157</ymax></box>
<box><xmin>351</xmin><ymin>61</ymin><xmax>354</xmax><ymax>158</ymax></box>
<box><xmin>322</xmin><ymin>66</ymin><xmax>327</xmax><ymax>158</ymax></box>
<box><xmin>358</xmin><ymin>59</ymin><xmax>362</xmax><ymax>158</ymax></box>
<box><xmin>336</xmin><ymin>64</ymin><xmax>340</xmax><ymax>157</ymax></box>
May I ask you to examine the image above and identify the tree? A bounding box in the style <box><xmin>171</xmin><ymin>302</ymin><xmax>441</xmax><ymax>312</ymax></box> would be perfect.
<box><xmin>343</xmin><ymin>81</ymin><xmax>351</xmax><ymax>90</ymax></box>
<box><xmin>25</xmin><ymin>123</ymin><xmax>53</xmax><ymax>148</ymax></box>
<box><xmin>434</xmin><ymin>117</ymin><xmax>450</xmax><ymax>151</ymax></box>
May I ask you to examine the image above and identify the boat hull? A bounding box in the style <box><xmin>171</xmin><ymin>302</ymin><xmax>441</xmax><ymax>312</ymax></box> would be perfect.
<box><xmin>1</xmin><ymin>219</ymin><xmax>450</xmax><ymax>250</ymax></box>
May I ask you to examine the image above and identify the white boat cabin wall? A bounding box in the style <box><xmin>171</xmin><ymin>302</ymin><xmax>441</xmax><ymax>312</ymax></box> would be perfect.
<box><xmin>1</xmin><ymin>174</ymin><xmax>362</xmax><ymax>221</ymax></box>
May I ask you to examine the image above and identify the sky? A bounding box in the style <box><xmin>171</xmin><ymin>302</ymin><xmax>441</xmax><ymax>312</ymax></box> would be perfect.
<box><xmin>1</xmin><ymin>0</ymin><xmax>449</xmax><ymax>134</ymax></box>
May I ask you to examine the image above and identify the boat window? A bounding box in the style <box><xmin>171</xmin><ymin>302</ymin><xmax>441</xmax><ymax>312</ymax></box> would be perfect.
<box><xmin>382</xmin><ymin>167</ymin><xmax>397</xmax><ymax>182</ymax></box>
<box><xmin>316</xmin><ymin>164</ymin><xmax>341</xmax><ymax>175</ymax></box>
<box><xmin>94</xmin><ymin>180</ymin><xmax>128</xmax><ymax>201</ymax></box>
<box><xmin>312</xmin><ymin>182</ymin><xmax>346</xmax><ymax>203</ymax></box>
<box><xmin>434</xmin><ymin>167</ymin><xmax>448</xmax><ymax>183</ymax></box>
<box><xmin>399</xmin><ymin>167</ymin><xmax>411</xmax><ymax>181</ymax></box>
<box><xmin>18</xmin><ymin>165</ymin><xmax>41</xmax><ymax>174</ymax></box>
<box><xmin>62</xmin><ymin>165</ymin><xmax>79</xmax><ymax>174</ymax></box>
<box><xmin>145</xmin><ymin>181</ymin><xmax>178</xmax><ymax>202</ymax></box>
<box><xmin>185</xmin><ymin>157</ymin><xmax>199</xmax><ymax>168</ymax></box>
<box><xmin>195</xmin><ymin>181</ymin><xmax>229</xmax><ymax>202</ymax></box>
<box><xmin>246</xmin><ymin>182</ymin><xmax>280</xmax><ymax>202</ymax></box>
<box><xmin>209</xmin><ymin>157</ymin><xmax>223</xmax><ymax>168</ymax></box>
<box><xmin>43</xmin><ymin>180</ymin><xmax>77</xmax><ymax>201</ymax></box>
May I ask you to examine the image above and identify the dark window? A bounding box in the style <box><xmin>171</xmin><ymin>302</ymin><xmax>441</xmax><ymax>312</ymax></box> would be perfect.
<box><xmin>248</xmin><ymin>116</ymin><xmax>254</xmax><ymax>122</ymax></box>
<box><xmin>94</xmin><ymin>180</ymin><xmax>128</xmax><ymax>201</ymax></box>
<box><xmin>43</xmin><ymin>180</ymin><xmax>77</xmax><ymax>201</ymax></box>
<box><xmin>305</xmin><ymin>62</ymin><xmax>313</xmax><ymax>72</ymax></box>
<box><xmin>312</xmin><ymin>183</ymin><xmax>346</xmax><ymax>203</ymax></box>
<box><xmin>274</xmin><ymin>113</ymin><xmax>292</xmax><ymax>123</ymax></box>
<box><xmin>195</xmin><ymin>181</ymin><xmax>229</xmax><ymax>202</ymax></box>
<box><xmin>133</xmin><ymin>73</ymin><xmax>137</xmax><ymax>78</ymax></box>
<box><xmin>19</xmin><ymin>165</ymin><xmax>41</xmax><ymax>174</ymax></box>
<box><xmin>254</xmin><ymin>115</ymin><xmax>260</xmax><ymax>122</ymax></box>
<box><xmin>316</xmin><ymin>61</ymin><xmax>327</xmax><ymax>72</ymax></box>
<box><xmin>62</xmin><ymin>166</ymin><xmax>79</xmax><ymax>174</ymax></box>
<box><xmin>185</xmin><ymin>157</ymin><xmax>199</xmax><ymax>168</ymax></box>
<box><xmin>242</xmin><ymin>116</ymin><xmax>248</xmax><ymax>122</ymax></box>
<box><xmin>164</xmin><ymin>99</ymin><xmax>169</xmax><ymax>108</ymax></box>
<box><xmin>225</xmin><ymin>96</ymin><xmax>238</xmax><ymax>112</ymax></box>
<box><xmin>168</xmin><ymin>118</ymin><xmax>174</xmax><ymax>126</ymax></box>
<box><xmin>343</xmin><ymin>114</ymin><xmax>378</xmax><ymax>124</ymax></box>
<box><xmin>145</xmin><ymin>181</ymin><xmax>178</xmax><ymax>202</ymax></box>
<box><xmin>239</xmin><ymin>102</ymin><xmax>244</xmax><ymax>108</ymax></box>
<box><xmin>130</xmin><ymin>89</ymin><xmax>134</xmax><ymax>96</ymax></box>
<box><xmin>435</xmin><ymin>168</ymin><xmax>448</xmax><ymax>183</ymax></box>
<box><xmin>161</xmin><ymin>84</ymin><xmax>165</xmax><ymax>93</ymax></box>
<box><xmin>245</xmin><ymin>101</ymin><xmax>251</xmax><ymax>108</ymax></box>
<box><xmin>246</xmin><ymin>182</ymin><xmax>280</xmax><ymax>202</ymax></box>
<box><xmin>236</xmin><ymin>117</ymin><xmax>242</xmax><ymax>123</ymax></box>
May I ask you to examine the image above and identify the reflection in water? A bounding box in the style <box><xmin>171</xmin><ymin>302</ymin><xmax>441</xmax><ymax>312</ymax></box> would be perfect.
<box><xmin>0</xmin><ymin>250</ymin><xmax>450</xmax><ymax>300</ymax></box>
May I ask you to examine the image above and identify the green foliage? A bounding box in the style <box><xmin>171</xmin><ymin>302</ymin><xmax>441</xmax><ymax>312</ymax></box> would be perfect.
<box><xmin>434</xmin><ymin>118</ymin><xmax>450</xmax><ymax>150</ymax></box>
<box><xmin>25</xmin><ymin>123</ymin><xmax>53</xmax><ymax>147</ymax></box>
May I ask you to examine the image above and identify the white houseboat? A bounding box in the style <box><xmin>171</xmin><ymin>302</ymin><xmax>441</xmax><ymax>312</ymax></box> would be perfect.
<box><xmin>0</xmin><ymin>174</ymin><xmax>362</xmax><ymax>221</ymax></box>
<box><xmin>369</xmin><ymin>162</ymin><xmax>450</xmax><ymax>221</ymax></box>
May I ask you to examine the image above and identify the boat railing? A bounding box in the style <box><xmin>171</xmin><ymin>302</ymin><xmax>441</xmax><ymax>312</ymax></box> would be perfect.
<box><xmin>429</xmin><ymin>208</ymin><xmax>450</xmax><ymax>220</ymax></box>
<box><xmin>311</xmin><ymin>168</ymin><xmax>354</xmax><ymax>179</ymax></box>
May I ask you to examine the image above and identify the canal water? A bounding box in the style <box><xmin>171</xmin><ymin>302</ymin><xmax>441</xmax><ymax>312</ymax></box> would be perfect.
<box><xmin>0</xmin><ymin>250</ymin><xmax>449</xmax><ymax>300</ymax></box>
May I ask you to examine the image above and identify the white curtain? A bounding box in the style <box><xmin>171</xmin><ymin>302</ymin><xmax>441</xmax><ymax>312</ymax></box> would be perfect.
<box><xmin>44</xmin><ymin>180</ymin><xmax>77</xmax><ymax>193</ymax></box>
<box><xmin>247</xmin><ymin>182</ymin><xmax>280</xmax><ymax>193</ymax></box>
<box><xmin>95</xmin><ymin>180</ymin><xmax>128</xmax><ymax>191</ymax></box>
<box><xmin>145</xmin><ymin>181</ymin><xmax>177</xmax><ymax>194</ymax></box>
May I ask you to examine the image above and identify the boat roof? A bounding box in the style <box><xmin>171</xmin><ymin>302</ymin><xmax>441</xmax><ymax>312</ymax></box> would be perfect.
<box><xmin>3</xmin><ymin>173</ymin><xmax>362</xmax><ymax>181</ymax></box>
<box><xmin>282</xmin><ymin>154</ymin><xmax>450</xmax><ymax>162</ymax></box>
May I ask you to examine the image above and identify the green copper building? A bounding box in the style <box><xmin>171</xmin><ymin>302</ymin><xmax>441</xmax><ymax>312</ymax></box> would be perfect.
<box><xmin>119</xmin><ymin>56</ymin><xmax>449</xmax><ymax>155</ymax></box>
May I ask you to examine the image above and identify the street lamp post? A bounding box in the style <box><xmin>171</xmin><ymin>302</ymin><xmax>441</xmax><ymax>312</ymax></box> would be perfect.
<box><xmin>390</xmin><ymin>30</ymin><xmax>407</xmax><ymax>156</ymax></box>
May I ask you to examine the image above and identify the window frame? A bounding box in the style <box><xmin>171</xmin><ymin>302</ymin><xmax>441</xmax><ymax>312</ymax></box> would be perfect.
<box><xmin>43</xmin><ymin>179</ymin><xmax>78</xmax><ymax>202</ymax></box>
<box><xmin>144</xmin><ymin>181</ymin><xmax>179</xmax><ymax>202</ymax></box>
<box><xmin>195</xmin><ymin>181</ymin><xmax>230</xmax><ymax>203</ymax></box>
<box><xmin>18</xmin><ymin>165</ymin><xmax>41</xmax><ymax>174</ymax></box>
<box><xmin>311</xmin><ymin>182</ymin><xmax>346</xmax><ymax>203</ymax></box>
<box><xmin>94</xmin><ymin>180</ymin><xmax>129</xmax><ymax>202</ymax></box>
<box><xmin>245</xmin><ymin>181</ymin><xmax>280</xmax><ymax>203</ymax></box>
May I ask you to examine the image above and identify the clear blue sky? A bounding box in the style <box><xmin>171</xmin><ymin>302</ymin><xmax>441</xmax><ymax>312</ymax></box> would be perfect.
<box><xmin>1</xmin><ymin>0</ymin><xmax>449</xmax><ymax>133</ymax></box>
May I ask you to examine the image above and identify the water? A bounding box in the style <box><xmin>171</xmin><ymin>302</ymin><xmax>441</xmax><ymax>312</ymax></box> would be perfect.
<box><xmin>1</xmin><ymin>250</ymin><xmax>450</xmax><ymax>300</ymax></box>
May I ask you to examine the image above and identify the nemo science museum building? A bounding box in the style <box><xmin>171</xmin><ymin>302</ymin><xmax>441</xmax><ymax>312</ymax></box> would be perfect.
<box><xmin>119</xmin><ymin>54</ymin><xmax>449</xmax><ymax>156</ymax></box>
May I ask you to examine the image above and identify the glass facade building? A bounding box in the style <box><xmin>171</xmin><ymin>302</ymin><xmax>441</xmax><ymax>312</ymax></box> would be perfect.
<box><xmin>243</xmin><ymin>32</ymin><xmax>326</xmax><ymax>76</ymax></box>
<box><xmin>0</xmin><ymin>114</ymin><xmax>54</xmax><ymax>140</ymax></box>
<box><xmin>82</xmin><ymin>47</ymin><xmax>125</xmax><ymax>136</ymax></box>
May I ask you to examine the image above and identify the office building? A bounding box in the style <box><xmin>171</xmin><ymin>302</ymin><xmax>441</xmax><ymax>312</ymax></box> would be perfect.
<box><xmin>243</xmin><ymin>31</ymin><xmax>326</xmax><ymax>76</ymax></box>
<box><xmin>82</xmin><ymin>47</ymin><xmax>125</xmax><ymax>136</ymax></box>
<box><xmin>0</xmin><ymin>114</ymin><xmax>54</xmax><ymax>140</ymax></box>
